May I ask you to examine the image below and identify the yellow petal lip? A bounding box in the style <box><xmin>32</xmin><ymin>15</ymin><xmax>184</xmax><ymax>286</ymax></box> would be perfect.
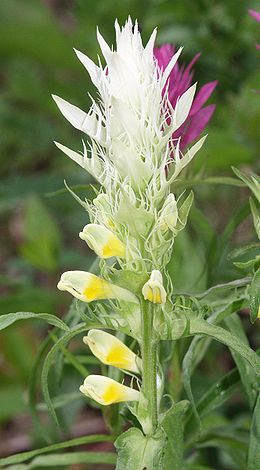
<box><xmin>79</xmin><ymin>224</ymin><xmax>126</xmax><ymax>259</ymax></box>
<box><xmin>57</xmin><ymin>271</ymin><xmax>138</xmax><ymax>304</ymax></box>
<box><xmin>79</xmin><ymin>375</ymin><xmax>140</xmax><ymax>405</ymax></box>
<box><xmin>142</xmin><ymin>270</ymin><xmax>167</xmax><ymax>304</ymax></box>
<box><xmin>83</xmin><ymin>329</ymin><xmax>140</xmax><ymax>373</ymax></box>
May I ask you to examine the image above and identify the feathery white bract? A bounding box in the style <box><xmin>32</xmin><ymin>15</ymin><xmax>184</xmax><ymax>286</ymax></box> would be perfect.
<box><xmin>53</xmin><ymin>18</ymin><xmax>204</xmax><ymax>192</ymax></box>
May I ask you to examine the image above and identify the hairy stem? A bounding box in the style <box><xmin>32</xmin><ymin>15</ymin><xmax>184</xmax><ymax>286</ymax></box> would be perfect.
<box><xmin>141</xmin><ymin>299</ymin><xmax>158</xmax><ymax>433</ymax></box>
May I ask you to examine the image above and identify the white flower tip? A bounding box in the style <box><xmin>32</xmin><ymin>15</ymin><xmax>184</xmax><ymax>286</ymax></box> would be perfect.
<box><xmin>74</xmin><ymin>48</ymin><xmax>86</xmax><ymax>62</ymax></box>
<box><xmin>83</xmin><ymin>335</ymin><xmax>92</xmax><ymax>346</ymax></box>
<box><xmin>52</xmin><ymin>94</ymin><xmax>61</xmax><ymax>105</ymax></box>
<box><xmin>57</xmin><ymin>280</ymin><xmax>65</xmax><ymax>291</ymax></box>
<box><xmin>78</xmin><ymin>231</ymin><xmax>84</xmax><ymax>240</ymax></box>
<box><xmin>79</xmin><ymin>385</ymin><xmax>86</xmax><ymax>394</ymax></box>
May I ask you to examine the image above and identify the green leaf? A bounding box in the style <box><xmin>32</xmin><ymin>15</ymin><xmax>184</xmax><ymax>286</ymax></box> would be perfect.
<box><xmin>0</xmin><ymin>435</ymin><xmax>113</xmax><ymax>466</ymax></box>
<box><xmin>249</xmin><ymin>197</ymin><xmax>260</xmax><ymax>239</ymax></box>
<box><xmin>182</xmin><ymin>336</ymin><xmax>204</xmax><ymax>425</ymax></box>
<box><xmin>36</xmin><ymin>391</ymin><xmax>81</xmax><ymax>411</ymax></box>
<box><xmin>248</xmin><ymin>267</ymin><xmax>260</xmax><ymax>323</ymax></box>
<box><xmin>228</xmin><ymin>242</ymin><xmax>260</xmax><ymax>270</ymax></box>
<box><xmin>247</xmin><ymin>392</ymin><xmax>260</xmax><ymax>470</ymax></box>
<box><xmin>159</xmin><ymin>317</ymin><xmax>188</xmax><ymax>340</ymax></box>
<box><xmin>228</xmin><ymin>243</ymin><xmax>260</xmax><ymax>261</ymax></box>
<box><xmin>160</xmin><ymin>401</ymin><xmax>190</xmax><ymax>470</ymax></box>
<box><xmin>185</xmin><ymin>368</ymin><xmax>240</xmax><ymax>436</ymax></box>
<box><xmin>0</xmin><ymin>385</ymin><xmax>27</xmax><ymax>421</ymax></box>
<box><xmin>225</xmin><ymin>314</ymin><xmax>258</xmax><ymax>409</ymax></box>
<box><xmin>19</xmin><ymin>195</ymin><xmax>61</xmax><ymax>273</ymax></box>
<box><xmin>5</xmin><ymin>451</ymin><xmax>116</xmax><ymax>469</ymax></box>
<box><xmin>184</xmin><ymin>466</ymin><xmax>215</xmax><ymax>470</ymax></box>
<box><xmin>195</xmin><ymin>277</ymin><xmax>251</xmax><ymax>300</ymax></box>
<box><xmin>0</xmin><ymin>311</ymin><xmax>69</xmax><ymax>332</ymax></box>
<box><xmin>29</xmin><ymin>335</ymin><xmax>54</xmax><ymax>443</ymax></box>
<box><xmin>41</xmin><ymin>323</ymin><xmax>90</xmax><ymax>425</ymax></box>
<box><xmin>115</xmin><ymin>427</ymin><xmax>164</xmax><ymax>470</ymax></box>
<box><xmin>109</xmin><ymin>270</ymin><xmax>148</xmax><ymax>296</ymax></box>
<box><xmin>175</xmin><ymin>190</ymin><xmax>194</xmax><ymax>233</ymax></box>
<box><xmin>232</xmin><ymin>167</ymin><xmax>260</xmax><ymax>202</ymax></box>
<box><xmin>196</xmin><ymin>431</ymin><xmax>248</xmax><ymax>469</ymax></box>
<box><xmin>187</xmin><ymin>317</ymin><xmax>260</xmax><ymax>376</ymax></box>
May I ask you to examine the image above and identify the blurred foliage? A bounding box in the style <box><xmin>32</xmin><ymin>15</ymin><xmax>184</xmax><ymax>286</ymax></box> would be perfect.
<box><xmin>0</xmin><ymin>0</ymin><xmax>259</xmax><ymax>468</ymax></box>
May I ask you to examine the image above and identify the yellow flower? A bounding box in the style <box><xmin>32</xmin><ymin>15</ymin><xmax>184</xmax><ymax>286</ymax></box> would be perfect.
<box><xmin>142</xmin><ymin>270</ymin><xmax>166</xmax><ymax>304</ymax></box>
<box><xmin>57</xmin><ymin>271</ymin><xmax>138</xmax><ymax>303</ymax></box>
<box><xmin>84</xmin><ymin>329</ymin><xmax>140</xmax><ymax>373</ymax></box>
<box><xmin>79</xmin><ymin>224</ymin><xmax>125</xmax><ymax>259</ymax></box>
<box><xmin>79</xmin><ymin>375</ymin><xmax>140</xmax><ymax>405</ymax></box>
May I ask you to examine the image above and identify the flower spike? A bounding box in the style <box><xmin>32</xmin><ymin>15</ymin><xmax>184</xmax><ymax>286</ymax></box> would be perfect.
<box><xmin>79</xmin><ymin>375</ymin><xmax>140</xmax><ymax>405</ymax></box>
<box><xmin>142</xmin><ymin>270</ymin><xmax>167</xmax><ymax>304</ymax></box>
<box><xmin>79</xmin><ymin>224</ymin><xmax>126</xmax><ymax>259</ymax></box>
<box><xmin>83</xmin><ymin>329</ymin><xmax>140</xmax><ymax>373</ymax></box>
<box><xmin>57</xmin><ymin>271</ymin><xmax>138</xmax><ymax>303</ymax></box>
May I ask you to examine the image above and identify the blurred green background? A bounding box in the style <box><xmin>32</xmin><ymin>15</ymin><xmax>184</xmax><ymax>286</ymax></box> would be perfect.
<box><xmin>0</xmin><ymin>0</ymin><xmax>259</xmax><ymax>465</ymax></box>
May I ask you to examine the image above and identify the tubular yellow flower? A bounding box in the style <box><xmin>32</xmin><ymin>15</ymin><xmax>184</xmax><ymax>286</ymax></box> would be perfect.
<box><xmin>83</xmin><ymin>329</ymin><xmax>140</xmax><ymax>373</ymax></box>
<box><xmin>142</xmin><ymin>270</ymin><xmax>167</xmax><ymax>304</ymax></box>
<box><xmin>79</xmin><ymin>224</ymin><xmax>126</xmax><ymax>259</ymax></box>
<box><xmin>79</xmin><ymin>375</ymin><xmax>140</xmax><ymax>405</ymax></box>
<box><xmin>57</xmin><ymin>271</ymin><xmax>138</xmax><ymax>303</ymax></box>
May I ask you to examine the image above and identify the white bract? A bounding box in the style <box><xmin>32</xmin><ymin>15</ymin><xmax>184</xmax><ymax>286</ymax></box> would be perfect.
<box><xmin>53</xmin><ymin>18</ymin><xmax>204</xmax><ymax>195</ymax></box>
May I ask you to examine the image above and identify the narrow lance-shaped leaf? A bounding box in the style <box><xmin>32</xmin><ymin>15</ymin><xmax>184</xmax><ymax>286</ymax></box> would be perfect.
<box><xmin>41</xmin><ymin>324</ymin><xmax>93</xmax><ymax>425</ymax></box>
<box><xmin>185</xmin><ymin>317</ymin><xmax>260</xmax><ymax>376</ymax></box>
<box><xmin>0</xmin><ymin>312</ymin><xmax>69</xmax><ymax>332</ymax></box>
<box><xmin>248</xmin><ymin>267</ymin><xmax>260</xmax><ymax>323</ymax></box>
<box><xmin>0</xmin><ymin>435</ymin><xmax>113</xmax><ymax>466</ymax></box>
<box><xmin>247</xmin><ymin>392</ymin><xmax>260</xmax><ymax>470</ymax></box>
<box><xmin>225</xmin><ymin>314</ymin><xmax>258</xmax><ymax>409</ymax></box>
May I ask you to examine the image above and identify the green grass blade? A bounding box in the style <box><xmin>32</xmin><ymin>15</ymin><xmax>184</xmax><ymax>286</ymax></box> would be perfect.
<box><xmin>5</xmin><ymin>451</ymin><xmax>116</xmax><ymax>469</ymax></box>
<box><xmin>0</xmin><ymin>435</ymin><xmax>113</xmax><ymax>466</ymax></box>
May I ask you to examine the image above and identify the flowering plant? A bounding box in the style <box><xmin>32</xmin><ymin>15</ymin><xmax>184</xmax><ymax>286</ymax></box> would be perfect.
<box><xmin>1</xmin><ymin>17</ymin><xmax>259</xmax><ymax>470</ymax></box>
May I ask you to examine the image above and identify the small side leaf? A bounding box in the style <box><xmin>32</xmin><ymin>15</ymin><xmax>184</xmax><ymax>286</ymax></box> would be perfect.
<box><xmin>248</xmin><ymin>267</ymin><xmax>260</xmax><ymax>323</ymax></box>
<box><xmin>160</xmin><ymin>401</ymin><xmax>190</xmax><ymax>470</ymax></box>
<box><xmin>0</xmin><ymin>312</ymin><xmax>69</xmax><ymax>332</ymax></box>
<box><xmin>247</xmin><ymin>392</ymin><xmax>260</xmax><ymax>470</ymax></box>
<box><xmin>115</xmin><ymin>427</ymin><xmax>164</xmax><ymax>470</ymax></box>
<box><xmin>175</xmin><ymin>190</ymin><xmax>194</xmax><ymax>233</ymax></box>
<box><xmin>187</xmin><ymin>317</ymin><xmax>260</xmax><ymax>376</ymax></box>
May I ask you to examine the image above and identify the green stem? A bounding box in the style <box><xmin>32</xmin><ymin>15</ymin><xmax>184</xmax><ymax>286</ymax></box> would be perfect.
<box><xmin>141</xmin><ymin>298</ymin><xmax>158</xmax><ymax>433</ymax></box>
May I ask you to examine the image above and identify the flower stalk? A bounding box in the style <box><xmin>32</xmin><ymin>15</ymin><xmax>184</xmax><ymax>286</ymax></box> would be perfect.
<box><xmin>141</xmin><ymin>298</ymin><xmax>158</xmax><ymax>433</ymax></box>
<box><xmin>54</xmin><ymin>17</ymin><xmax>213</xmax><ymax>446</ymax></box>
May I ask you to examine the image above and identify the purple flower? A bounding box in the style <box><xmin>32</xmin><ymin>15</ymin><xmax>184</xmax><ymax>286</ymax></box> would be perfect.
<box><xmin>154</xmin><ymin>44</ymin><xmax>217</xmax><ymax>151</ymax></box>
<box><xmin>249</xmin><ymin>9</ymin><xmax>260</xmax><ymax>22</ymax></box>
<box><xmin>248</xmin><ymin>9</ymin><xmax>260</xmax><ymax>50</ymax></box>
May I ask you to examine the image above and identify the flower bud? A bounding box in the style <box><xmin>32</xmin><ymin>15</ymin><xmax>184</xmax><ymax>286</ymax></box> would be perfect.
<box><xmin>159</xmin><ymin>193</ymin><xmax>178</xmax><ymax>232</ymax></box>
<box><xmin>142</xmin><ymin>270</ymin><xmax>166</xmax><ymax>304</ymax></box>
<box><xmin>79</xmin><ymin>375</ymin><xmax>140</xmax><ymax>405</ymax></box>
<box><xmin>57</xmin><ymin>271</ymin><xmax>138</xmax><ymax>303</ymax></box>
<box><xmin>83</xmin><ymin>329</ymin><xmax>140</xmax><ymax>373</ymax></box>
<box><xmin>79</xmin><ymin>224</ymin><xmax>125</xmax><ymax>259</ymax></box>
<box><xmin>93</xmin><ymin>194</ymin><xmax>115</xmax><ymax>229</ymax></box>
